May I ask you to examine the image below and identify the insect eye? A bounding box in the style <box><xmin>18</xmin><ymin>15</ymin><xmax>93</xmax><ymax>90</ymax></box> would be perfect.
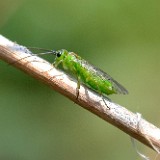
<box><xmin>56</xmin><ymin>51</ymin><xmax>62</xmax><ymax>57</ymax></box>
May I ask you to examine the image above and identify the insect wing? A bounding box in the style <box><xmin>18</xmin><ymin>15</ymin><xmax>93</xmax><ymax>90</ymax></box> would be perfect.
<box><xmin>81</xmin><ymin>60</ymin><xmax>128</xmax><ymax>94</ymax></box>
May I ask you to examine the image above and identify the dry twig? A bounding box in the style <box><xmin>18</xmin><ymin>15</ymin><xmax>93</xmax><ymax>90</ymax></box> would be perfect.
<box><xmin>0</xmin><ymin>35</ymin><xmax>160</xmax><ymax>152</ymax></box>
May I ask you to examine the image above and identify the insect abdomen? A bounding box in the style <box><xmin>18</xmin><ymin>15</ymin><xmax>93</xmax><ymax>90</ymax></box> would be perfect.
<box><xmin>78</xmin><ymin>62</ymin><xmax>116</xmax><ymax>95</ymax></box>
<box><xmin>63</xmin><ymin>53</ymin><xmax>115</xmax><ymax>95</ymax></box>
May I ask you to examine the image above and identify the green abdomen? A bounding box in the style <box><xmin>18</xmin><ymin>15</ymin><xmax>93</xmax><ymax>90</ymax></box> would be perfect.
<box><xmin>71</xmin><ymin>59</ymin><xmax>116</xmax><ymax>95</ymax></box>
<box><xmin>79</xmin><ymin>67</ymin><xmax>115</xmax><ymax>95</ymax></box>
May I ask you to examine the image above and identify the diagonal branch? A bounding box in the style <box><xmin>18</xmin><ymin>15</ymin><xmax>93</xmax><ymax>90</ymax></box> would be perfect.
<box><xmin>0</xmin><ymin>35</ymin><xmax>160</xmax><ymax>152</ymax></box>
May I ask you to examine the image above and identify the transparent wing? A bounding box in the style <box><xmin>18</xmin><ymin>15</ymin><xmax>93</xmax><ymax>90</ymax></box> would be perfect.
<box><xmin>81</xmin><ymin>60</ymin><xmax>128</xmax><ymax>94</ymax></box>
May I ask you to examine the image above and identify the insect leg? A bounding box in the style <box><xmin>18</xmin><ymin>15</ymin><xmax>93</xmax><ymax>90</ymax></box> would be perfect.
<box><xmin>101</xmin><ymin>96</ymin><xmax>110</xmax><ymax>110</ymax></box>
<box><xmin>87</xmin><ymin>76</ymin><xmax>110</xmax><ymax>109</ymax></box>
<box><xmin>75</xmin><ymin>58</ymin><xmax>82</xmax><ymax>100</ymax></box>
<box><xmin>53</xmin><ymin>60</ymin><xmax>63</xmax><ymax>68</ymax></box>
<box><xmin>44</xmin><ymin>59</ymin><xmax>63</xmax><ymax>72</ymax></box>
<box><xmin>46</xmin><ymin>60</ymin><xmax>63</xmax><ymax>81</ymax></box>
<box><xmin>76</xmin><ymin>76</ymin><xmax>81</xmax><ymax>100</ymax></box>
<box><xmin>93</xmin><ymin>81</ymin><xmax>110</xmax><ymax>109</ymax></box>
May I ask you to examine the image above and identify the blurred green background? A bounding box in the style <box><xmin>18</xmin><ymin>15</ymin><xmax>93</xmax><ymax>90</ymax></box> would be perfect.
<box><xmin>0</xmin><ymin>0</ymin><xmax>160</xmax><ymax>159</ymax></box>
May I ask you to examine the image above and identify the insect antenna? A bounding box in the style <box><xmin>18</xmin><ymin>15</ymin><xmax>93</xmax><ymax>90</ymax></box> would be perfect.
<box><xmin>10</xmin><ymin>47</ymin><xmax>57</xmax><ymax>65</ymax></box>
<box><xmin>27</xmin><ymin>47</ymin><xmax>53</xmax><ymax>52</ymax></box>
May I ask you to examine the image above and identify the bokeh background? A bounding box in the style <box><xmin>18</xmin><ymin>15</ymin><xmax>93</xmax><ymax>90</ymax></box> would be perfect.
<box><xmin>0</xmin><ymin>0</ymin><xmax>160</xmax><ymax>159</ymax></box>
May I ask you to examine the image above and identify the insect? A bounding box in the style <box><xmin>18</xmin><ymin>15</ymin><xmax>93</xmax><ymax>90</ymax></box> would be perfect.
<box><xmin>52</xmin><ymin>49</ymin><xmax>128</xmax><ymax>95</ymax></box>
<box><xmin>17</xmin><ymin>47</ymin><xmax>128</xmax><ymax>108</ymax></box>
